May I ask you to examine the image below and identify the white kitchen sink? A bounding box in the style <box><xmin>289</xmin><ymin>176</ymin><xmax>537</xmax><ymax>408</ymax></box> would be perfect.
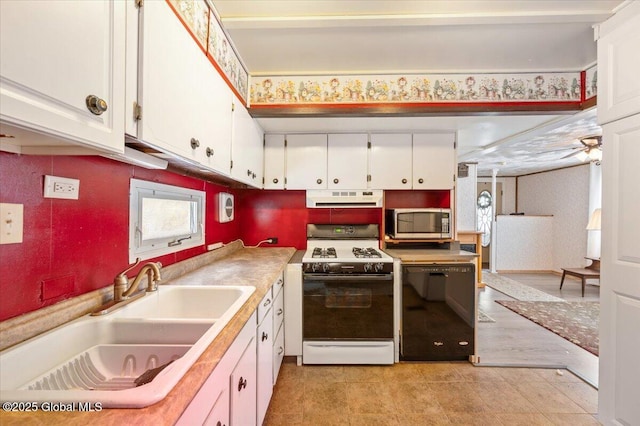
<box><xmin>0</xmin><ymin>285</ymin><xmax>255</xmax><ymax>408</ymax></box>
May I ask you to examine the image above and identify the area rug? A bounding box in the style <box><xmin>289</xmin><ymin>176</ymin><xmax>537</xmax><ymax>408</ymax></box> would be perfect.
<box><xmin>495</xmin><ymin>300</ymin><xmax>599</xmax><ymax>356</ymax></box>
<box><xmin>483</xmin><ymin>273</ymin><xmax>565</xmax><ymax>302</ymax></box>
<box><xmin>477</xmin><ymin>310</ymin><xmax>495</xmax><ymax>323</ymax></box>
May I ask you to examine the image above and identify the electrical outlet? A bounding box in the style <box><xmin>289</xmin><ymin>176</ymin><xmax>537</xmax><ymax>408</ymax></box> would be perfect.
<box><xmin>268</xmin><ymin>237</ymin><xmax>278</xmax><ymax>244</ymax></box>
<box><xmin>44</xmin><ymin>175</ymin><xmax>80</xmax><ymax>200</ymax></box>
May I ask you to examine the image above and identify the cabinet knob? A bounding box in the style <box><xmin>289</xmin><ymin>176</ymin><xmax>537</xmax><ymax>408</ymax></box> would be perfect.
<box><xmin>316</xmin><ymin>179</ymin><xmax>323</xmax><ymax>185</ymax></box>
<box><xmin>262</xmin><ymin>331</ymin><xmax>269</xmax><ymax>341</ymax></box>
<box><xmin>237</xmin><ymin>377</ymin><xmax>247</xmax><ymax>391</ymax></box>
<box><xmin>276</xmin><ymin>308</ymin><xmax>283</xmax><ymax>316</ymax></box>
<box><xmin>273</xmin><ymin>178</ymin><xmax>279</xmax><ymax>184</ymax></box>
<box><xmin>263</xmin><ymin>298</ymin><xmax>272</xmax><ymax>307</ymax></box>
<box><xmin>190</xmin><ymin>138</ymin><xmax>200</xmax><ymax>149</ymax></box>
<box><xmin>206</xmin><ymin>147</ymin><xmax>214</xmax><ymax>157</ymax></box>
<box><xmin>85</xmin><ymin>95</ymin><xmax>108</xmax><ymax>115</ymax></box>
<box><xmin>278</xmin><ymin>346</ymin><xmax>284</xmax><ymax>355</ymax></box>
<box><xmin>402</xmin><ymin>178</ymin><xmax>408</xmax><ymax>184</ymax></box>
<box><xmin>418</xmin><ymin>178</ymin><xmax>424</xmax><ymax>184</ymax></box>
<box><xmin>333</xmin><ymin>178</ymin><xmax>339</xmax><ymax>184</ymax></box>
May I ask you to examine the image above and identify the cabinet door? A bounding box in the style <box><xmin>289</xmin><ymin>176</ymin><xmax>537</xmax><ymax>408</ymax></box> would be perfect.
<box><xmin>139</xmin><ymin>0</ymin><xmax>232</xmax><ymax>173</ymax></box>
<box><xmin>369</xmin><ymin>134</ymin><xmax>413</xmax><ymax>189</ymax></box>
<box><xmin>230</xmin><ymin>336</ymin><xmax>257</xmax><ymax>426</ymax></box>
<box><xmin>285</xmin><ymin>134</ymin><xmax>328</xmax><ymax>189</ymax></box>
<box><xmin>597</xmin><ymin>3</ymin><xmax>640</xmax><ymax>125</ymax></box>
<box><xmin>0</xmin><ymin>0</ymin><xmax>125</xmax><ymax>153</ymax></box>
<box><xmin>231</xmin><ymin>103</ymin><xmax>263</xmax><ymax>187</ymax></box>
<box><xmin>203</xmin><ymin>387</ymin><xmax>230</xmax><ymax>426</ymax></box>
<box><xmin>412</xmin><ymin>133</ymin><xmax>456</xmax><ymax>189</ymax></box>
<box><xmin>327</xmin><ymin>134</ymin><xmax>369</xmax><ymax>189</ymax></box>
<box><xmin>264</xmin><ymin>134</ymin><xmax>286</xmax><ymax>189</ymax></box>
<box><xmin>257</xmin><ymin>308</ymin><xmax>274</xmax><ymax>426</ymax></box>
<box><xmin>273</xmin><ymin>322</ymin><xmax>285</xmax><ymax>385</ymax></box>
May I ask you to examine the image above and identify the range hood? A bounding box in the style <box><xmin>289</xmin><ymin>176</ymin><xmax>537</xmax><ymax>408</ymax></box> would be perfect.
<box><xmin>306</xmin><ymin>190</ymin><xmax>383</xmax><ymax>208</ymax></box>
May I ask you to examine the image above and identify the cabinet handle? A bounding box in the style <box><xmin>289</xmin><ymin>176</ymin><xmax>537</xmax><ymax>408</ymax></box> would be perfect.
<box><xmin>418</xmin><ymin>178</ymin><xmax>424</xmax><ymax>184</ymax></box>
<box><xmin>85</xmin><ymin>95</ymin><xmax>108</xmax><ymax>115</ymax></box>
<box><xmin>316</xmin><ymin>178</ymin><xmax>323</xmax><ymax>185</ymax></box>
<box><xmin>237</xmin><ymin>377</ymin><xmax>247</xmax><ymax>391</ymax></box>
<box><xmin>278</xmin><ymin>347</ymin><xmax>284</xmax><ymax>355</ymax></box>
<box><xmin>216</xmin><ymin>422</ymin><xmax>225</xmax><ymax>426</ymax></box>
<box><xmin>273</xmin><ymin>178</ymin><xmax>279</xmax><ymax>184</ymax></box>
<box><xmin>206</xmin><ymin>147</ymin><xmax>214</xmax><ymax>157</ymax></box>
<box><xmin>277</xmin><ymin>278</ymin><xmax>283</xmax><ymax>286</ymax></box>
<box><xmin>247</xmin><ymin>169</ymin><xmax>252</xmax><ymax>176</ymax></box>
<box><xmin>262</xmin><ymin>331</ymin><xmax>269</xmax><ymax>341</ymax></box>
<box><xmin>276</xmin><ymin>308</ymin><xmax>283</xmax><ymax>316</ymax></box>
<box><xmin>190</xmin><ymin>138</ymin><xmax>200</xmax><ymax>149</ymax></box>
<box><xmin>252</xmin><ymin>172</ymin><xmax>256</xmax><ymax>179</ymax></box>
<box><xmin>263</xmin><ymin>298</ymin><xmax>272</xmax><ymax>307</ymax></box>
<box><xmin>333</xmin><ymin>178</ymin><xmax>339</xmax><ymax>184</ymax></box>
<box><xmin>402</xmin><ymin>178</ymin><xmax>408</xmax><ymax>184</ymax></box>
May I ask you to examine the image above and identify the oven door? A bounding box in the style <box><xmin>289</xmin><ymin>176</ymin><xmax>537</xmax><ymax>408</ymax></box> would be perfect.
<box><xmin>303</xmin><ymin>273</ymin><xmax>394</xmax><ymax>340</ymax></box>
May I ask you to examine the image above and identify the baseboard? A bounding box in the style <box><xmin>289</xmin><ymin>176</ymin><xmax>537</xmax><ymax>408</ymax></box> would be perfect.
<box><xmin>495</xmin><ymin>270</ymin><xmax>557</xmax><ymax>274</ymax></box>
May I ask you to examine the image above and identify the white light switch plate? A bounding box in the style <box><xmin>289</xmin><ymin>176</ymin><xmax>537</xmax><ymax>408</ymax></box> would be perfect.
<box><xmin>0</xmin><ymin>203</ymin><xmax>24</xmax><ymax>244</ymax></box>
<box><xmin>44</xmin><ymin>175</ymin><xmax>79</xmax><ymax>199</ymax></box>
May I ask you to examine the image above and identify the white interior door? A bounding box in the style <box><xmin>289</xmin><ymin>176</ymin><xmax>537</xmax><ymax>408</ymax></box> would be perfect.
<box><xmin>598</xmin><ymin>113</ymin><xmax>640</xmax><ymax>425</ymax></box>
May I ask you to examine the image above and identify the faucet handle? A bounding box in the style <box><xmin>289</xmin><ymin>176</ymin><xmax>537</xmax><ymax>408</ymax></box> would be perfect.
<box><xmin>117</xmin><ymin>258</ymin><xmax>141</xmax><ymax>279</ymax></box>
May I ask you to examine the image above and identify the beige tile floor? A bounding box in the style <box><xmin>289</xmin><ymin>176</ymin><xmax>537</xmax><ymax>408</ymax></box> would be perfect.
<box><xmin>264</xmin><ymin>362</ymin><xmax>600</xmax><ymax>425</ymax></box>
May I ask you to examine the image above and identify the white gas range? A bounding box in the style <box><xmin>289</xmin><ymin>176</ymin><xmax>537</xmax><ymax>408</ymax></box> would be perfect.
<box><xmin>300</xmin><ymin>224</ymin><xmax>399</xmax><ymax>365</ymax></box>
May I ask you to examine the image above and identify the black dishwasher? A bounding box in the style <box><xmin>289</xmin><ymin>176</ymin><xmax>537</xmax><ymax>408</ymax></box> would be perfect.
<box><xmin>401</xmin><ymin>264</ymin><xmax>475</xmax><ymax>361</ymax></box>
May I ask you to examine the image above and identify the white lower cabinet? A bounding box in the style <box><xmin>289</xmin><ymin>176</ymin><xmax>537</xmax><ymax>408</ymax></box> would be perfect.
<box><xmin>230</xmin><ymin>336</ymin><xmax>258</xmax><ymax>426</ymax></box>
<box><xmin>256</xmin><ymin>291</ymin><xmax>274</xmax><ymax>425</ymax></box>
<box><xmin>178</xmin><ymin>273</ymin><xmax>286</xmax><ymax>426</ymax></box>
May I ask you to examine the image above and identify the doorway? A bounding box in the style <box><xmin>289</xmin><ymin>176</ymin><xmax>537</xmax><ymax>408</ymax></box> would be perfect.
<box><xmin>477</xmin><ymin>182</ymin><xmax>502</xmax><ymax>270</ymax></box>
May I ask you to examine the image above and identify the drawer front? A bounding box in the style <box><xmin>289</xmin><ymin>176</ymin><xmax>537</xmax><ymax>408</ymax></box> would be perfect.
<box><xmin>273</xmin><ymin>272</ymin><xmax>284</xmax><ymax>298</ymax></box>
<box><xmin>257</xmin><ymin>287</ymin><xmax>273</xmax><ymax>323</ymax></box>
<box><xmin>273</xmin><ymin>322</ymin><xmax>285</xmax><ymax>385</ymax></box>
<box><xmin>273</xmin><ymin>286</ymin><xmax>284</xmax><ymax>336</ymax></box>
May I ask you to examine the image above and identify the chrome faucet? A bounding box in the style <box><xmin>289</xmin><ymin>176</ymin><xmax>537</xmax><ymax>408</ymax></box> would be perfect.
<box><xmin>113</xmin><ymin>258</ymin><xmax>162</xmax><ymax>302</ymax></box>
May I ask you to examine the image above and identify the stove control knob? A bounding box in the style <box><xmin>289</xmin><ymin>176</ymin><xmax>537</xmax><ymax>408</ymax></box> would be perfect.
<box><xmin>374</xmin><ymin>263</ymin><xmax>385</xmax><ymax>272</ymax></box>
<box><xmin>312</xmin><ymin>263</ymin><xmax>322</xmax><ymax>273</ymax></box>
<box><xmin>364</xmin><ymin>263</ymin><xmax>373</xmax><ymax>273</ymax></box>
<box><xmin>322</xmin><ymin>263</ymin><xmax>330</xmax><ymax>273</ymax></box>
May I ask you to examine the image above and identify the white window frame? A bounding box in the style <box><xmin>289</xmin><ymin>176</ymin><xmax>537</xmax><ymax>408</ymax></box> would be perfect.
<box><xmin>129</xmin><ymin>179</ymin><xmax>205</xmax><ymax>263</ymax></box>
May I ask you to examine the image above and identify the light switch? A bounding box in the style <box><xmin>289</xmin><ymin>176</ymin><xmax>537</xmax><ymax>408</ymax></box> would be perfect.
<box><xmin>0</xmin><ymin>203</ymin><xmax>24</xmax><ymax>244</ymax></box>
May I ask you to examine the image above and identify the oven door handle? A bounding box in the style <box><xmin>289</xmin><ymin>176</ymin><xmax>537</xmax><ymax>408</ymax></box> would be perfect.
<box><xmin>303</xmin><ymin>273</ymin><xmax>393</xmax><ymax>281</ymax></box>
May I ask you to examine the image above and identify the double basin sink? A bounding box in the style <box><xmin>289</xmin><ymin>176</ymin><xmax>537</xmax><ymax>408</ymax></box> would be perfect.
<box><xmin>0</xmin><ymin>285</ymin><xmax>255</xmax><ymax>408</ymax></box>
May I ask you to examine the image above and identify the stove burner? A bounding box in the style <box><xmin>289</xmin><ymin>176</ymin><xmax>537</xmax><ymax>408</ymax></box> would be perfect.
<box><xmin>352</xmin><ymin>247</ymin><xmax>382</xmax><ymax>258</ymax></box>
<box><xmin>312</xmin><ymin>247</ymin><xmax>337</xmax><ymax>258</ymax></box>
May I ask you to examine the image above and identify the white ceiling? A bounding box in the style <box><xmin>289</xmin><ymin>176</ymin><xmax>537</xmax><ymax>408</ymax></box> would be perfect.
<box><xmin>211</xmin><ymin>0</ymin><xmax>625</xmax><ymax>176</ymax></box>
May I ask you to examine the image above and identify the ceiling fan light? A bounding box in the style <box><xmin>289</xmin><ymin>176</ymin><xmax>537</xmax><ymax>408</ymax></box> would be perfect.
<box><xmin>589</xmin><ymin>148</ymin><xmax>603</xmax><ymax>161</ymax></box>
<box><xmin>576</xmin><ymin>150</ymin><xmax>589</xmax><ymax>161</ymax></box>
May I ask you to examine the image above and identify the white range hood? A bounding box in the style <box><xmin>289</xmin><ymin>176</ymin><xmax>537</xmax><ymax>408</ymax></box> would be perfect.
<box><xmin>305</xmin><ymin>189</ymin><xmax>383</xmax><ymax>208</ymax></box>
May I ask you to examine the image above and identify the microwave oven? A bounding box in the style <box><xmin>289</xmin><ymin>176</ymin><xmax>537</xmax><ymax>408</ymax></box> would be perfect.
<box><xmin>385</xmin><ymin>208</ymin><xmax>452</xmax><ymax>239</ymax></box>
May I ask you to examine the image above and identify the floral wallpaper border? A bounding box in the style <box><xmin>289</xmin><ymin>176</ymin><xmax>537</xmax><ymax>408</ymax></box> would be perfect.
<box><xmin>167</xmin><ymin>0</ymin><xmax>597</xmax><ymax>109</ymax></box>
<box><xmin>168</xmin><ymin>0</ymin><xmax>249</xmax><ymax>102</ymax></box>
<box><xmin>249</xmin><ymin>72</ymin><xmax>584</xmax><ymax>106</ymax></box>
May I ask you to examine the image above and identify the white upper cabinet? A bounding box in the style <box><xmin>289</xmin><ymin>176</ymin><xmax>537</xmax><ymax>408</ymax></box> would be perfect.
<box><xmin>231</xmin><ymin>102</ymin><xmax>264</xmax><ymax>188</ymax></box>
<box><xmin>412</xmin><ymin>133</ymin><xmax>456</xmax><ymax>189</ymax></box>
<box><xmin>137</xmin><ymin>0</ymin><xmax>232</xmax><ymax>174</ymax></box>
<box><xmin>285</xmin><ymin>134</ymin><xmax>328</xmax><ymax>189</ymax></box>
<box><xmin>327</xmin><ymin>134</ymin><xmax>369</xmax><ymax>189</ymax></box>
<box><xmin>264</xmin><ymin>134</ymin><xmax>286</xmax><ymax>189</ymax></box>
<box><xmin>0</xmin><ymin>0</ymin><xmax>125</xmax><ymax>153</ymax></box>
<box><xmin>369</xmin><ymin>134</ymin><xmax>413</xmax><ymax>189</ymax></box>
<box><xmin>597</xmin><ymin>3</ymin><xmax>640</xmax><ymax>125</ymax></box>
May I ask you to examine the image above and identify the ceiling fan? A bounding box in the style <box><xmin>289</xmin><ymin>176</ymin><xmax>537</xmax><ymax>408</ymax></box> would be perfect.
<box><xmin>560</xmin><ymin>136</ymin><xmax>603</xmax><ymax>163</ymax></box>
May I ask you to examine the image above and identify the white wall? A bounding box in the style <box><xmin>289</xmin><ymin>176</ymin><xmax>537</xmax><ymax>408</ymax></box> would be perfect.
<box><xmin>456</xmin><ymin>163</ymin><xmax>477</xmax><ymax>231</ymax></box>
<box><xmin>517</xmin><ymin>165</ymin><xmax>591</xmax><ymax>271</ymax></box>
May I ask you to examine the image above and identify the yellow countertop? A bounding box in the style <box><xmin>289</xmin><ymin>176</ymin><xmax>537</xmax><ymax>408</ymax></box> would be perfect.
<box><xmin>0</xmin><ymin>245</ymin><xmax>295</xmax><ymax>426</ymax></box>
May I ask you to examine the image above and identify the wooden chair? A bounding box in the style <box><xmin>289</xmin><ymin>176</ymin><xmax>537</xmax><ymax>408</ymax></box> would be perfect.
<box><xmin>560</xmin><ymin>257</ymin><xmax>600</xmax><ymax>297</ymax></box>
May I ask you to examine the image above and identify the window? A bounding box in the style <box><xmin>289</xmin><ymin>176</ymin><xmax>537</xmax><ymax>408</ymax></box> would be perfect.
<box><xmin>129</xmin><ymin>179</ymin><xmax>205</xmax><ymax>262</ymax></box>
<box><xmin>477</xmin><ymin>190</ymin><xmax>493</xmax><ymax>247</ymax></box>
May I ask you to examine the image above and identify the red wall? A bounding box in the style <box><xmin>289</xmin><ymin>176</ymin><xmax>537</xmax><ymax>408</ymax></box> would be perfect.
<box><xmin>0</xmin><ymin>152</ymin><xmax>241</xmax><ymax>321</ymax></box>
<box><xmin>0</xmin><ymin>150</ymin><xmax>452</xmax><ymax>321</ymax></box>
